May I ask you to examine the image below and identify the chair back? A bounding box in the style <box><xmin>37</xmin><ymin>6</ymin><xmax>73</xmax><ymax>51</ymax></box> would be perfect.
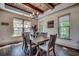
<box><xmin>48</xmin><ymin>34</ymin><xmax>57</xmax><ymax>49</ymax></box>
<box><xmin>22</xmin><ymin>32</ymin><xmax>31</xmax><ymax>46</ymax></box>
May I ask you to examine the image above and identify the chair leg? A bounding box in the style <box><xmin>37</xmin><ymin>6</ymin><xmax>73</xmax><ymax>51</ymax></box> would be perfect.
<box><xmin>35</xmin><ymin>46</ymin><xmax>40</xmax><ymax>56</ymax></box>
<box><xmin>53</xmin><ymin>48</ymin><xmax>56</xmax><ymax>56</ymax></box>
<box><xmin>47</xmin><ymin>51</ymin><xmax>49</xmax><ymax>56</ymax></box>
<box><xmin>29</xmin><ymin>50</ymin><xmax>31</xmax><ymax>56</ymax></box>
<box><xmin>22</xmin><ymin>41</ymin><xmax>25</xmax><ymax>49</ymax></box>
<box><xmin>29</xmin><ymin>47</ymin><xmax>32</xmax><ymax>56</ymax></box>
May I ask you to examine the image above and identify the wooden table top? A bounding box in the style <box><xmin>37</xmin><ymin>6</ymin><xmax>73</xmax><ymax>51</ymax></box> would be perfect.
<box><xmin>30</xmin><ymin>36</ymin><xmax>49</xmax><ymax>45</ymax></box>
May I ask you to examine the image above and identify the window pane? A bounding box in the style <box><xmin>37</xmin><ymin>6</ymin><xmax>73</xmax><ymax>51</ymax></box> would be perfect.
<box><xmin>59</xmin><ymin>21</ymin><xmax>70</xmax><ymax>27</ymax></box>
<box><xmin>24</xmin><ymin>21</ymin><xmax>31</xmax><ymax>32</ymax></box>
<box><xmin>59</xmin><ymin>27</ymin><xmax>69</xmax><ymax>38</ymax></box>
<box><xmin>39</xmin><ymin>21</ymin><xmax>44</xmax><ymax>32</ymax></box>
<box><xmin>59</xmin><ymin>15</ymin><xmax>70</xmax><ymax>27</ymax></box>
<box><xmin>24</xmin><ymin>28</ymin><xmax>30</xmax><ymax>32</ymax></box>
<box><xmin>13</xmin><ymin>18</ymin><xmax>23</xmax><ymax>36</ymax></box>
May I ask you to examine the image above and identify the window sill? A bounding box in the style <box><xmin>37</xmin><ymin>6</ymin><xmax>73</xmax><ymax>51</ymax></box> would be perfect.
<box><xmin>12</xmin><ymin>35</ymin><xmax>22</xmax><ymax>38</ymax></box>
<box><xmin>59</xmin><ymin>38</ymin><xmax>71</xmax><ymax>40</ymax></box>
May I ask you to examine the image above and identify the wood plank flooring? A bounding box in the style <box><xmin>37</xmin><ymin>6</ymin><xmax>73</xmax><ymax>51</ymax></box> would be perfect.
<box><xmin>0</xmin><ymin>42</ymin><xmax>79</xmax><ymax>56</ymax></box>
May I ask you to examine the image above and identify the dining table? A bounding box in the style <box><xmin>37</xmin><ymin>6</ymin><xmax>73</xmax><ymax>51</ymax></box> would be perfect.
<box><xmin>30</xmin><ymin>36</ymin><xmax>49</xmax><ymax>55</ymax></box>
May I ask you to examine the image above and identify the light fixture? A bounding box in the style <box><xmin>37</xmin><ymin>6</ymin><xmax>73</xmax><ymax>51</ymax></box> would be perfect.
<box><xmin>36</xmin><ymin>12</ymin><xmax>39</xmax><ymax>15</ymax></box>
<box><xmin>32</xmin><ymin>12</ymin><xmax>35</xmax><ymax>15</ymax></box>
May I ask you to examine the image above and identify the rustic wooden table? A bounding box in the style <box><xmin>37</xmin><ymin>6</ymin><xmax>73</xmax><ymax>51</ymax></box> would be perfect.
<box><xmin>30</xmin><ymin>36</ymin><xmax>49</xmax><ymax>55</ymax></box>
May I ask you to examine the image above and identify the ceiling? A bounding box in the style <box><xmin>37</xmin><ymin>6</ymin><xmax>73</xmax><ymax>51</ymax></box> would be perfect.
<box><xmin>5</xmin><ymin>3</ymin><xmax>60</xmax><ymax>17</ymax></box>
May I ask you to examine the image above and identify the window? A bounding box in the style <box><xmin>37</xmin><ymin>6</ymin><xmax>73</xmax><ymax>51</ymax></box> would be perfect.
<box><xmin>39</xmin><ymin>21</ymin><xmax>44</xmax><ymax>32</ymax></box>
<box><xmin>58</xmin><ymin>14</ymin><xmax>70</xmax><ymax>39</ymax></box>
<box><xmin>13</xmin><ymin>18</ymin><xmax>31</xmax><ymax>36</ymax></box>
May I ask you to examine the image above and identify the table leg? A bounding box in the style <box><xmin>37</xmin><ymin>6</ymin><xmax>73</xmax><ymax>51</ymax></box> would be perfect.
<box><xmin>35</xmin><ymin>45</ymin><xmax>41</xmax><ymax>56</ymax></box>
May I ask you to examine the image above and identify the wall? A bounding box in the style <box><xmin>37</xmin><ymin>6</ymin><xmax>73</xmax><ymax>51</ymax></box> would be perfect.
<box><xmin>38</xmin><ymin>4</ymin><xmax>79</xmax><ymax>49</ymax></box>
<box><xmin>0</xmin><ymin>9</ymin><xmax>38</xmax><ymax>46</ymax></box>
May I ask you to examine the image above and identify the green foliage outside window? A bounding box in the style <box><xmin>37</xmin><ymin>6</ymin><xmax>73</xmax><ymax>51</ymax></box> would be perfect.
<box><xmin>58</xmin><ymin>14</ymin><xmax>70</xmax><ymax>39</ymax></box>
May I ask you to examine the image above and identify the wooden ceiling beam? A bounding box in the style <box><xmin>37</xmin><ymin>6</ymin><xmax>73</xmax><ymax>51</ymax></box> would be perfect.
<box><xmin>23</xmin><ymin>3</ymin><xmax>44</xmax><ymax>13</ymax></box>
<box><xmin>48</xmin><ymin>3</ymin><xmax>55</xmax><ymax>8</ymax></box>
<box><xmin>5</xmin><ymin>3</ymin><xmax>32</xmax><ymax>14</ymax></box>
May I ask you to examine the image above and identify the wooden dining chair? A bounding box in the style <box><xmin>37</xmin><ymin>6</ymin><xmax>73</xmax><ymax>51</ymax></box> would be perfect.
<box><xmin>39</xmin><ymin>34</ymin><xmax>57</xmax><ymax>56</ymax></box>
<box><xmin>22</xmin><ymin>32</ymin><xmax>27</xmax><ymax>49</ymax></box>
<box><xmin>22</xmin><ymin>32</ymin><xmax>37</xmax><ymax>55</ymax></box>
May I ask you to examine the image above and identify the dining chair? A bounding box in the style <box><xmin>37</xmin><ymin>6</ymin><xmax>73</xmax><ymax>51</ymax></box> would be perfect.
<box><xmin>39</xmin><ymin>34</ymin><xmax>57</xmax><ymax>56</ymax></box>
<box><xmin>22</xmin><ymin>32</ymin><xmax>37</xmax><ymax>55</ymax></box>
<box><xmin>22</xmin><ymin>32</ymin><xmax>27</xmax><ymax>49</ymax></box>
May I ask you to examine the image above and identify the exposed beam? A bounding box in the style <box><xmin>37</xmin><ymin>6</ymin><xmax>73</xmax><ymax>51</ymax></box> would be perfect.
<box><xmin>48</xmin><ymin>3</ymin><xmax>55</xmax><ymax>8</ymax></box>
<box><xmin>5</xmin><ymin>3</ymin><xmax>32</xmax><ymax>14</ymax></box>
<box><xmin>23</xmin><ymin>3</ymin><xmax>44</xmax><ymax>13</ymax></box>
<box><xmin>45</xmin><ymin>4</ymin><xmax>53</xmax><ymax>9</ymax></box>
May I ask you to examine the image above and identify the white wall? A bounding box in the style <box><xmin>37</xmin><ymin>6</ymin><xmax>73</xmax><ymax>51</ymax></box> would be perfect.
<box><xmin>38</xmin><ymin>4</ymin><xmax>79</xmax><ymax>49</ymax></box>
<box><xmin>0</xmin><ymin>9</ymin><xmax>38</xmax><ymax>46</ymax></box>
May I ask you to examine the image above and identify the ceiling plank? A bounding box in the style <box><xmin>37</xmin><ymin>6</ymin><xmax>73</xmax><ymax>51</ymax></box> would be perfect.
<box><xmin>5</xmin><ymin>3</ymin><xmax>32</xmax><ymax>14</ymax></box>
<box><xmin>23</xmin><ymin>3</ymin><xmax>44</xmax><ymax>13</ymax></box>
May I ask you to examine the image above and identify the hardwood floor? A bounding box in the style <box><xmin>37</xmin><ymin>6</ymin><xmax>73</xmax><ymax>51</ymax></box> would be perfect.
<box><xmin>0</xmin><ymin>42</ymin><xmax>79</xmax><ymax>56</ymax></box>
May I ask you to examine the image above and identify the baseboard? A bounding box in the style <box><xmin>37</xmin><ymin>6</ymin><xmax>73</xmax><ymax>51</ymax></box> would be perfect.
<box><xmin>0</xmin><ymin>41</ymin><xmax>23</xmax><ymax>47</ymax></box>
<box><xmin>56</xmin><ymin>44</ymin><xmax>79</xmax><ymax>51</ymax></box>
